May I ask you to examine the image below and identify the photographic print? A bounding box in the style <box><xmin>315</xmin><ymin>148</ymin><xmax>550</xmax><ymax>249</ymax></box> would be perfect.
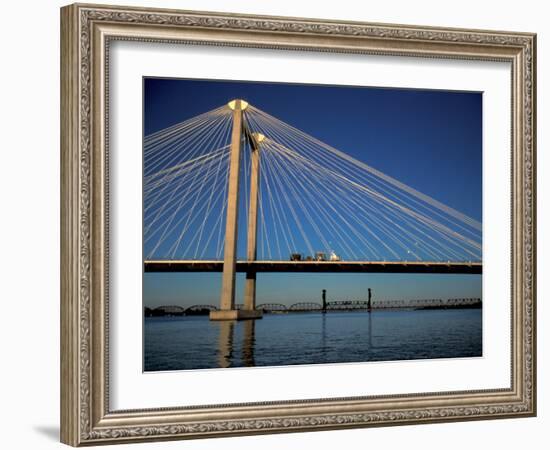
<box><xmin>143</xmin><ymin>78</ymin><xmax>483</xmax><ymax>372</ymax></box>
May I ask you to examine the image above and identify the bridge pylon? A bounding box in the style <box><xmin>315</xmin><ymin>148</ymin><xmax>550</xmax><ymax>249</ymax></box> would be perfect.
<box><xmin>210</xmin><ymin>100</ymin><xmax>263</xmax><ymax>321</ymax></box>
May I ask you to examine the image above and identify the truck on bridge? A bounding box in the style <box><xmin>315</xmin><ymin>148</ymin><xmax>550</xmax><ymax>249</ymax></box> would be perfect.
<box><xmin>290</xmin><ymin>251</ymin><xmax>341</xmax><ymax>262</ymax></box>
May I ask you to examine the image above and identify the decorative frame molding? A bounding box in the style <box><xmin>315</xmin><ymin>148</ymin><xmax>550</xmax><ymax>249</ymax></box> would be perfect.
<box><xmin>60</xmin><ymin>3</ymin><xmax>536</xmax><ymax>446</ymax></box>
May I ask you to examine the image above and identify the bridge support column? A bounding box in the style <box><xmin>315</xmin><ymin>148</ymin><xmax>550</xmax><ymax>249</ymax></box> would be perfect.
<box><xmin>244</xmin><ymin>271</ymin><xmax>257</xmax><ymax>310</ymax></box>
<box><xmin>211</xmin><ymin>99</ymin><xmax>245</xmax><ymax>321</ymax></box>
<box><xmin>211</xmin><ymin>99</ymin><xmax>262</xmax><ymax>321</ymax></box>
<box><xmin>242</xmin><ymin>133</ymin><xmax>263</xmax><ymax>318</ymax></box>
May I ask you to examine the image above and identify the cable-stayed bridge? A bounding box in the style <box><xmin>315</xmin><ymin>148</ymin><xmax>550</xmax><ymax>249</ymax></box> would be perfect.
<box><xmin>144</xmin><ymin>99</ymin><xmax>482</xmax><ymax>320</ymax></box>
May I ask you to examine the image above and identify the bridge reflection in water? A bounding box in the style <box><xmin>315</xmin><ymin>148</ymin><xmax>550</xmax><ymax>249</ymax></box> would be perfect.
<box><xmin>217</xmin><ymin>320</ymin><xmax>256</xmax><ymax>368</ymax></box>
<box><xmin>215</xmin><ymin>312</ymin><xmax>379</xmax><ymax>369</ymax></box>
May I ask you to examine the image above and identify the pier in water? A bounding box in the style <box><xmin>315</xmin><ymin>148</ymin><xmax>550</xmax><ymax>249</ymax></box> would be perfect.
<box><xmin>144</xmin><ymin>308</ymin><xmax>482</xmax><ymax>371</ymax></box>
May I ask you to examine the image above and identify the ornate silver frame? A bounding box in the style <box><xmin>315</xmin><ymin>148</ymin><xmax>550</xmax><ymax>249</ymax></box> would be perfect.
<box><xmin>60</xmin><ymin>3</ymin><xmax>536</xmax><ymax>446</ymax></box>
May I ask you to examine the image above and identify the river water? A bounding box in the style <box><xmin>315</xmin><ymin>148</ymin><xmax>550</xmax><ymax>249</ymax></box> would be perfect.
<box><xmin>144</xmin><ymin>309</ymin><xmax>481</xmax><ymax>371</ymax></box>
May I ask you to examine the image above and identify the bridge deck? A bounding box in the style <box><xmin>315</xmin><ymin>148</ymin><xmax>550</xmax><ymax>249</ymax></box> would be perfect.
<box><xmin>144</xmin><ymin>260</ymin><xmax>482</xmax><ymax>274</ymax></box>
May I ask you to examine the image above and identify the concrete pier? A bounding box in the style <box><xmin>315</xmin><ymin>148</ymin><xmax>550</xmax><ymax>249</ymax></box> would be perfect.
<box><xmin>243</xmin><ymin>133</ymin><xmax>263</xmax><ymax>314</ymax></box>
<box><xmin>214</xmin><ymin>100</ymin><xmax>245</xmax><ymax>319</ymax></box>
<box><xmin>210</xmin><ymin>309</ymin><xmax>262</xmax><ymax>321</ymax></box>
<box><xmin>211</xmin><ymin>100</ymin><xmax>262</xmax><ymax>321</ymax></box>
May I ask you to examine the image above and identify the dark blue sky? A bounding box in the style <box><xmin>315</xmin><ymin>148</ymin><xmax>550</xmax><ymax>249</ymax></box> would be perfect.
<box><xmin>143</xmin><ymin>77</ymin><xmax>482</xmax><ymax>308</ymax></box>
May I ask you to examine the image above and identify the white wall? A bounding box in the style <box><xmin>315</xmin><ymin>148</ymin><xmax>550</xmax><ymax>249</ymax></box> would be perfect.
<box><xmin>0</xmin><ymin>0</ymin><xmax>546</xmax><ymax>449</ymax></box>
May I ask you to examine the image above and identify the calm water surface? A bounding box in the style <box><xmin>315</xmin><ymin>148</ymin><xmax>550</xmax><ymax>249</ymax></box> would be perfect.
<box><xmin>144</xmin><ymin>309</ymin><xmax>482</xmax><ymax>371</ymax></box>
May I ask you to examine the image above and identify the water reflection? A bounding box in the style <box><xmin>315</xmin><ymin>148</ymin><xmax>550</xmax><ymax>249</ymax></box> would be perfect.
<box><xmin>367</xmin><ymin>312</ymin><xmax>372</xmax><ymax>350</ymax></box>
<box><xmin>241</xmin><ymin>320</ymin><xmax>256</xmax><ymax>367</ymax></box>
<box><xmin>320</xmin><ymin>313</ymin><xmax>327</xmax><ymax>360</ymax></box>
<box><xmin>217</xmin><ymin>321</ymin><xmax>234</xmax><ymax>368</ymax></box>
<box><xmin>218</xmin><ymin>313</ymin><xmax>372</xmax><ymax>368</ymax></box>
<box><xmin>216</xmin><ymin>319</ymin><xmax>256</xmax><ymax>368</ymax></box>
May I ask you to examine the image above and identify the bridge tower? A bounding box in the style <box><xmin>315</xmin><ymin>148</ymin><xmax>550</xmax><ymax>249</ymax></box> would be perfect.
<box><xmin>210</xmin><ymin>100</ymin><xmax>263</xmax><ymax>321</ymax></box>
